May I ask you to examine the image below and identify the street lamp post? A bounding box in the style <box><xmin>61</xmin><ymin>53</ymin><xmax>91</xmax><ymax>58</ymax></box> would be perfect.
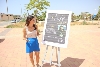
<box><xmin>6</xmin><ymin>0</ymin><xmax>9</xmax><ymax>21</ymax></box>
<box><xmin>20</xmin><ymin>4</ymin><xmax>22</xmax><ymax>19</ymax></box>
<box><xmin>6</xmin><ymin>0</ymin><xmax>8</xmax><ymax>21</ymax></box>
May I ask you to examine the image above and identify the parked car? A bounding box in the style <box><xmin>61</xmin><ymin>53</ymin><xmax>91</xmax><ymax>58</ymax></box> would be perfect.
<box><xmin>11</xmin><ymin>20</ymin><xmax>16</xmax><ymax>23</ymax></box>
<box><xmin>11</xmin><ymin>19</ymin><xmax>21</xmax><ymax>23</ymax></box>
<box><xmin>16</xmin><ymin>19</ymin><xmax>21</xmax><ymax>22</ymax></box>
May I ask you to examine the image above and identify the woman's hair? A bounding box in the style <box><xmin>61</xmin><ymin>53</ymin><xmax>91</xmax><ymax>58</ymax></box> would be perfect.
<box><xmin>25</xmin><ymin>15</ymin><xmax>34</xmax><ymax>26</ymax></box>
<box><xmin>25</xmin><ymin>15</ymin><xmax>37</xmax><ymax>30</ymax></box>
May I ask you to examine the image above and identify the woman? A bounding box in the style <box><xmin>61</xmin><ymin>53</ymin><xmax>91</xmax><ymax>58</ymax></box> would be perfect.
<box><xmin>23</xmin><ymin>15</ymin><xmax>40</xmax><ymax>67</ymax></box>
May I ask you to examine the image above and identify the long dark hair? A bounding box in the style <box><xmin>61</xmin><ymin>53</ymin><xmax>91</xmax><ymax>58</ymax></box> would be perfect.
<box><xmin>25</xmin><ymin>15</ymin><xmax>34</xmax><ymax>26</ymax></box>
<box><xmin>25</xmin><ymin>15</ymin><xmax>37</xmax><ymax>30</ymax></box>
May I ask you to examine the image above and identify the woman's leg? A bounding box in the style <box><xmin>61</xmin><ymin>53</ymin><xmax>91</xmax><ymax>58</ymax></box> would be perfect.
<box><xmin>29</xmin><ymin>52</ymin><xmax>35</xmax><ymax>67</ymax></box>
<box><xmin>35</xmin><ymin>51</ymin><xmax>40</xmax><ymax>66</ymax></box>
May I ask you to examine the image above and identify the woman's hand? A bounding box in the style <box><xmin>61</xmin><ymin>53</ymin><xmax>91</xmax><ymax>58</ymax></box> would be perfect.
<box><xmin>37</xmin><ymin>31</ymin><xmax>40</xmax><ymax>36</ymax></box>
<box><xmin>35</xmin><ymin>24</ymin><xmax>41</xmax><ymax>36</ymax></box>
<box><xmin>23</xmin><ymin>38</ymin><xmax>28</xmax><ymax>41</ymax></box>
<box><xmin>23</xmin><ymin>27</ymin><xmax>27</xmax><ymax>41</ymax></box>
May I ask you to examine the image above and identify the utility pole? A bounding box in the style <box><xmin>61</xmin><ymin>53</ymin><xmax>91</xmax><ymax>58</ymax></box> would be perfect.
<box><xmin>6</xmin><ymin>0</ymin><xmax>9</xmax><ymax>21</ymax></box>
<box><xmin>20</xmin><ymin>4</ymin><xmax>22</xmax><ymax>19</ymax></box>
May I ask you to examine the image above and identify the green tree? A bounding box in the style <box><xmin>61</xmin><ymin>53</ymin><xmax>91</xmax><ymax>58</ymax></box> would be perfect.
<box><xmin>96</xmin><ymin>6</ymin><xmax>100</xmax><ymax>20</ymax></box>
<box><xmin>23</xmin><ymin>12</ymin><xmax>27</xmax><ymax>18</ymax></box>
<box><xmin>80</xmin><ymin>12</ymin><xmax>84</xmax><ymax>20</ymax></box>
<box><xmin>71</xmin><ymin>13</ymin><xmax>76</xmax><ymax>21</ymax></box>
<box><xmin>87</xmin><ymin>14</ymin><xmax>92</xmax><ymax>21</ymax></box>
<box><xmin>25</xmin><ymin>0</ymin><xmax>50</xmax><ymax>21</ymax></box>
<box><xmin>38</xmin><ymin>11</ymin><xmax>46</xmax><ymax>21</ymax></box>
<box><xmin>21</xmin><ymin>12</ymin><xmax>27</xmax><ymax>22</ymax></box>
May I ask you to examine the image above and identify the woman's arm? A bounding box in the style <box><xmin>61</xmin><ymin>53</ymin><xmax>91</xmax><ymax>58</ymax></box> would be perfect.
<box><xmin>23</xmin><ymin>27</ymin><xmax>27</xmax><ymax>40</ymax></box>
<box><xmin>35</xmin><ymin>25</ymin><xmax>40</xmax><ymax>36</ymax></box>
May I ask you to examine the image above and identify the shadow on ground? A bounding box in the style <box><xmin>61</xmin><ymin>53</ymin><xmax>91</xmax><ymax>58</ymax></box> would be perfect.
<box><xmin>42</xmin><ymin>57</ymin><xmax>85</xmax><ymax>67</ymax></box>
<box><xmin>0</xmin><ymin>39</ymin><xmax>5</xmax><ymax>43</ymax></box>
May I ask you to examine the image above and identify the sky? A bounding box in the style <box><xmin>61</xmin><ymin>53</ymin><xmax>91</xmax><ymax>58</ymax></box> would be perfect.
<box><xmin>0</xmin><ymin>0</ymin><xmax>100</xmax><ymax>15</ymax></box>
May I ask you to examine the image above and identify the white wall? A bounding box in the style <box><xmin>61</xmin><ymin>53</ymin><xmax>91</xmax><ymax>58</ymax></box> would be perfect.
<box><xmin>38</xmin><ymin>21</ymin><xmax>45</xmax><ymax>26</ymax></box>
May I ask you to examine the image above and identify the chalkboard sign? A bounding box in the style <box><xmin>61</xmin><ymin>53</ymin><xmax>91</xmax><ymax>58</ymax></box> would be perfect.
<box><xmin>42</xmin><ymin>10</ymin><xmax>72</xmax><ymax>48</ymax></box>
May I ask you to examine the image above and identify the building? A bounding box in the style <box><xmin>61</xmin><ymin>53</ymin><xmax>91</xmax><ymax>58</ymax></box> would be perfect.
<box><xmin>13</xmin><ymin>15</ymin><xmax>21</xmax><ymax>20</ymax></box>
<box><xmin>0</xmin><ymin>13</ymin><xmax>21</xmax><ymax>21</ymax></box>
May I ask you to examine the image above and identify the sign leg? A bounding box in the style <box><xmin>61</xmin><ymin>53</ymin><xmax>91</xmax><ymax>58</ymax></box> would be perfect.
<box><xmin>57</xmin><ymin>47</ymin><xmax>61</xmax><ymax>67</ymax></box>
<box><xmin>56</xmin><ymin>47</ymin><xmax>58</xmax><ymax>63</ymax></box>
<box><xmin>50</xmin><ymin>46</ymin><xmax>54</xmax><ymax>65</ymax></box>
<box><xmin>41</xmin><ymin>45</ymin><xmax>49</xmax><ymax>67</ymax></box>
<box><xmin>52</xmin><ymin>47</ymin><xmax>61</xmax><ymax>67</ymax></box>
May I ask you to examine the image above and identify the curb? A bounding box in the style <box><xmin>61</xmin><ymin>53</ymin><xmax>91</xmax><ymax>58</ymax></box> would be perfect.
<box><xmin>0</xmin><ymin>36</ymin><xmax>5</xmax><ymax>39</ymax></box>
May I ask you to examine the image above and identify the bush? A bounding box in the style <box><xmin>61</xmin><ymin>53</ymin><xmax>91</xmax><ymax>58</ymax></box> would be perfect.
<box><xmin>83</xmin><ymin>21</ymin><xmax>87</xmax><ymax>25</ymax></box>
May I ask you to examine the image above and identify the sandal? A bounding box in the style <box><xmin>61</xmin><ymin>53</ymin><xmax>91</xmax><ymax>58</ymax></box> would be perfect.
<box><xmin>36</xmin><ymin>64</ymin><xmax>41</xmax><ymax>67</ymax></box>
<box><xmin>33</xmin><ymin>65</ymin><xmax>35</xmax><ymax>67</ymax></box>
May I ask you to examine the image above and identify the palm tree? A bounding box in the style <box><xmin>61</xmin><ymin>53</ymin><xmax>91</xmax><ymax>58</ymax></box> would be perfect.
<box><xmin>88</xmin><ymin>14</ymin><xmax>92</xmax><ymax>21</ymax></box>
<box><xmin>71</xmin><ymin>12</ymin><xmax>76</xmax><ymax>21</ymax></box>
<box><xmin>81</xmin><ymin>12</ymin><xmax>85</xmax><ymax>20</ymax></box>
<box><xmin>97</xmin><ymin>6</ymin><xmax>100</xmax><ymax>20</ymax></box>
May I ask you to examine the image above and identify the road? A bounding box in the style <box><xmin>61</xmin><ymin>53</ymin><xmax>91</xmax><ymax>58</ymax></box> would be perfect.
<box><xmin>0</xmin><ymin>25</ymin><xmax>100</xmax><ymax>67</ymax></box>
<box><xmin>0</xmin><ymin>21</ymin><xmax>12</xmax><ymax>27</ymax></box>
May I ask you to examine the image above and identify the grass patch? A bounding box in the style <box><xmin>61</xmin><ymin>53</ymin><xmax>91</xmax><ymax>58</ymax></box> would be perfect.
<box><xmin>6</xmin><ymin>21</ymin><xmax>99</xmax><ymax>28</ymax></box>
<box><xmin>6</xmin><ymin>22</ymin><xmax>25</xmax><ymax>28</ymax></box>
<box><xmin>6</xmin><ymin>22</ymin><xmax>42</xmax><ymax>28</ymax></box>
<box><xmin>98</xmin><ymin>27</ymin><xmax>100</xmax><ymax>28</ymax></box>
<box><xmin>71</xmin><ymin>21</ymin><xmax>99</xmax><ymax>26</ymax></box>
